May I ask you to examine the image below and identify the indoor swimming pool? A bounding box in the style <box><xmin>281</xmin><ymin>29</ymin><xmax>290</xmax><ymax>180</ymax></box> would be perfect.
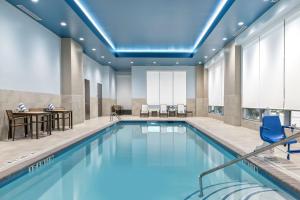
<box><xmin>0</xmin><ymin>121</ymin><xmax>297</xmax><ymax>200</ymax></box>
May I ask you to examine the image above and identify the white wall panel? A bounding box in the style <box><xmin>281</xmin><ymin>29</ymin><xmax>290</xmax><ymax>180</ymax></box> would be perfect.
<box><xmin>242</xmin><ymin>39</ymin><xmax>260</xmax><ymax>108</ymax></box>
<box><xmin>259</xmin><ymin>23</ymin><xmax>284</xmax><ymax>109</ymax></box>
<box><xmin>285</xmin><ymin>13</ymin><xmax>300</xmax><ymax>110</ymax></box>
<box><xmin>116</xmin><ymin>73</ymin><xmax>132</xmax><ymax>109</ymax></box>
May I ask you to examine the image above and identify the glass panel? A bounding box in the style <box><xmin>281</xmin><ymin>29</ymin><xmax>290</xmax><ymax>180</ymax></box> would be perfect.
<box><xmin>243</xmin><ymin>108</ymin><xmax>261</xmax><ymax>121</ymax></box>
<box><xmin>291</xmin><ymin>111</ymin><xmax>300</xmax><ymax>127</ymax></box>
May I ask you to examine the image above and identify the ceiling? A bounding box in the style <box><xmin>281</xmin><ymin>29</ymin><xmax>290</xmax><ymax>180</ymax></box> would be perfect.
<box><xmin>7</xmin><ymin>0</ymin><xmax>278</xmax><ymax>70</ymax></box>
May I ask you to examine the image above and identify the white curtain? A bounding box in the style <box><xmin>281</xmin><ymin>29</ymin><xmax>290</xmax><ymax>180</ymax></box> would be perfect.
<box><xmin>173</xmin><ymin>71</ymin><xmax>186</xmax><ymax>105</ymax></box>
<box><xmin>147</xmin><ymin>71</ymin><xmax>159</xmax><ymax>105</ymax></box>
<box><xmin>208</xmin><ymin>55</ymin><xmax>224</xmax><ymax>106</ymax></box>
<box><xmin>285</xmin><ymin>13</ymin><xmax>300</xmax><ymax>110</ymax></box>
<box><xmin>159</xmin><ymin>71</ymin><xmax>173</xmax><ymax>105</ymax></box>
<box><xmin>259</xmin><ymin>22</ymin><xmax>284</xmax><ymax>109</ymax></box>
<box><xmin>146</xmin><ymin>71</ymin><xmax>186</xmax><ymax>105</ymax></box>
<box><xmin>242</xmin><ymin>23</ymin><xmax>284</xmax><ymax>109</ymax></box>
<box><xmin>242</xmin><ymin>39</ymin><xmax>260</xmax><ymax>108</ymax></box>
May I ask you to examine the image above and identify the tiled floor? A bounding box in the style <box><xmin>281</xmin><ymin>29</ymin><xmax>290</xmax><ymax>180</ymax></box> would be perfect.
<box><xmin>0</xmin><ymin>116</ymin><xmax>300</xmax><ymax>191</ymax></box>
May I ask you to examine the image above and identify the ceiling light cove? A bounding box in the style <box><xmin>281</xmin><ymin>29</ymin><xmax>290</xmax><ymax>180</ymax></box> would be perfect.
<box><xmin>66</xmin><ymin>0</ymin><xmax>234</xmax><ymax>57</ymax></box>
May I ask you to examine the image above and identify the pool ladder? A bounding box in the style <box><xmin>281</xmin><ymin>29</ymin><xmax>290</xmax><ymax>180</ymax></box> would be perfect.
<box><xmin>110</xmin><ymin>112</ymin><xmax>121</xmax><ymax>122</ymax></box>
<box><xmin>198</xmin><ymin>130</ymin><xmax>300</xmax><ymax>198</ymax></box>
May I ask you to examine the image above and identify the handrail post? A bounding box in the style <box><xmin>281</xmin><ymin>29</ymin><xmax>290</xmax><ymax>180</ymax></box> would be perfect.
<box><xmin>110</xmin><ymin>112</ymin><xmax>121</xmax><ymax>122</ymax></box>
<box><xmin>199</xmin><ymin>174</ymin><xmax>203</xmax><ymax>197</ymax></box>
<box><xmin>198</xmin><ymin>131</ymin><xmax>300</xmax><ymax>198</ymax></box>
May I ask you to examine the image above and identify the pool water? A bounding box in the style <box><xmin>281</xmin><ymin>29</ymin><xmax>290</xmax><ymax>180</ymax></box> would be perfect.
<box><xmin>0</xmin><ymin>121</ymin><xmax>296</xmax><ymax>200</ymax></box>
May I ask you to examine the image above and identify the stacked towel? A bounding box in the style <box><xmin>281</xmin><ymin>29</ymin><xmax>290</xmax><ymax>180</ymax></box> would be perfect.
<box><xmin>18</xmin><ymin>103</ymin><xmax>27</xmax><ymax>112</ymax></box>
<box><xmin>48</xmin><ymin>104</ymin><xmax>55</xmax><ymax>111</ymax></box>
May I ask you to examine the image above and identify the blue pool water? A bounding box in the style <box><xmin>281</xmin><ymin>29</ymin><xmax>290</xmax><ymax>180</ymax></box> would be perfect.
<box><xmin>0</xmin><ymin>121</ymin><xmax>296</xmax><ymax>200</ymax></box>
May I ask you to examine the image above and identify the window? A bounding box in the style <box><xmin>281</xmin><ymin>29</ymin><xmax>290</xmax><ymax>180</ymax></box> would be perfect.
<box><xmin>268</xmin><ymin>110</ymin><xmax>285</xmax><ymax>124</ymax></box>
<box><xmin>146</xmin><ymin>71</ymin><xmax>186</xmax><ymax>105</ymax></box>
<box><xmin>243</xmin><ymin>108</ymin><xmax>261</xmax><ymax>121</ymax></box>
<box><xmin>291</xmin><ymin>111</ymin><xmax>300</xmax><ymax>127</ymax></box>
<box><xmin>208</xmin><ymin>106</ymin><xmax>224</xmax><ymax>115</ymax></box>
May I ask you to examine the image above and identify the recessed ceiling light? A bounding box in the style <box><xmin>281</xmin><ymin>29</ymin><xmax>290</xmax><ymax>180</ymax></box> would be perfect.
<box><xmin>212</xmin><ymin>48</ymin><xmax>216</xmax><ymax>51</ymax></box>
<box><xmin>92</xmin><ymin>48</ymin><xmax>96</xmax><ymax>51</ymax></box>
<box><xmin>153</xmin><ymin>61</ymin><xmax>157</xmax><ymax>64</ymax></box>
<box><xmin>101</xmin><ymin>55</ymin><xmax>105</xmax><ymax>59</ymax></box>
<box><xmin>60</xmin><ymin>22</ymin><xmax>67</xmax><ymax>27</ymax></box>
<box><xmin>222</xmin><ymin>37</ymin><xmax>228</xmax><ymax>41</ymax></box>
<box><xmin>79</xmin><ymin>37</ymin><xmax>84</xmax><ymax>41</ymax></box>
<box><xmin>204</xmin><ymin>56</ymin><xmax>208</xmax><ymax>59</ymax></box>
<box><xmin>238</xmin><ymin>21</ymin><xmax>244</xmax><ymax>26</ymax></box>
<box><xmin>198</xmin><ymin>61</ymin><xmax>202</xmax><ymax>64</ymax></box>
<box><xmin>176</xmin><ymin>61</ymin><xmax>179</xmax><ymax>65</ymax></box>
<box><xmin>130</xmin><ymin>61</ymin><xmax>134</xmax><ymax>64</ymax></box>
<box><xmin>31</xmin><ymin>0</ymin><xmax>39</xmax><ymax>3</ymax></box>
<box><xmin>108</xmin><ymin>61</ymin><xmax>111</xmax><ymax>64</ymax></box>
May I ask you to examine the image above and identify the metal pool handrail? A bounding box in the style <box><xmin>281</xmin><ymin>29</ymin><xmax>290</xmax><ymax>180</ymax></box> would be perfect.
<box><xmin>198</xmin><ymin>131</ymin><xmax>300</xmax><ymax>198</ymax></box>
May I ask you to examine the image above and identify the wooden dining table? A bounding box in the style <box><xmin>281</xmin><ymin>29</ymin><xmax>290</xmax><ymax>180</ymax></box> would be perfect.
<box><xmin>13</xmin><ymin>111</ymin><xmax>52</xmax><ymax>139</ymax></box>
<box><xmin>46</xmin><ymin>109</ymin><xmax>73</xmax><ymax>131</ymax></box>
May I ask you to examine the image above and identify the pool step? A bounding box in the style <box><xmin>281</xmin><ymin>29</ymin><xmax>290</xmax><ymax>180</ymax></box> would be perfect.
<box><xmin>186</xmin><ymin>181</ymin><xmax>288</xmax><ymax>200</ymax></box>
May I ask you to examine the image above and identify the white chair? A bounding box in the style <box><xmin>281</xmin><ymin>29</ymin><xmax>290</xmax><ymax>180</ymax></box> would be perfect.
<box><xmin>159</xmin><ymin>104</ymin><xmax>168</xmax><ymax>117</ymax></box>
<box><xmin>177</xmin><ymin>104</ymin><xmax>186</xmax><ymax>117</ymax></box>
<box><xmin>140</xmin><ymin>104</ymin><xmax>149</xmax><ymax>117</ymax></box>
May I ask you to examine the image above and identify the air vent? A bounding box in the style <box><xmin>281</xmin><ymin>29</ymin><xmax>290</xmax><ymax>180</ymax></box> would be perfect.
<box><xmin>16</xmin><ymin>5</ymin><xmax>42</xmax><ymax>21</ymax></box>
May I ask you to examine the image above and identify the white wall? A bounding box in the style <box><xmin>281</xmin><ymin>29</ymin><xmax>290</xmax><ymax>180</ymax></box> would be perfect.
<box><xmin>83</xmin><ymin>54</ymin><xmax>116</xmax><ymax>99</ymax></box>
<box><xmin>83</xmin><ymin>54</ymin><xmax>103</xmax><ymax>97</ymax></box>
<box><xmin>0</xmin><ymin>1</ymin><xmax>61</xmax><ymax>94</ymax></box>
<box><xmin>116</xmin><ymin>72</ymin><xmax>132</xmax><ymax>109</ymax></box>
<box><xmin>131</xmin><ymin>66</ymin><xmax>196</xmax><ymax>99</ymax></box>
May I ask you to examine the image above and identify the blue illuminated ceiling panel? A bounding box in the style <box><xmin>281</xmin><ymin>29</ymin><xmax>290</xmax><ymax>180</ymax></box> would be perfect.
<box><xmin>66</xmin><ymin>0</ymin><xmax>234</xmax><ymax>57</ymax></box>
<box><xmin>7</xmin><ymin>0</ymin><xmax>278</xmax><ymax>69</ymax></box>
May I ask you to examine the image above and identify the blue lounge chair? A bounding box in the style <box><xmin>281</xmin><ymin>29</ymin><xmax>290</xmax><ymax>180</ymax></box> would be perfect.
<box><xmin>260</xmin><ymin>115</ymin><xmax>300</xmax><ymax>160</ymax></box>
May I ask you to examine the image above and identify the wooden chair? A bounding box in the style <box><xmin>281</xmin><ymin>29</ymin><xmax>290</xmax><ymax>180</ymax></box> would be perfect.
<box><xmin>6</xmin><ymin>110</ymin><xmax>30</xmax><ymax>141</ymax></box>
